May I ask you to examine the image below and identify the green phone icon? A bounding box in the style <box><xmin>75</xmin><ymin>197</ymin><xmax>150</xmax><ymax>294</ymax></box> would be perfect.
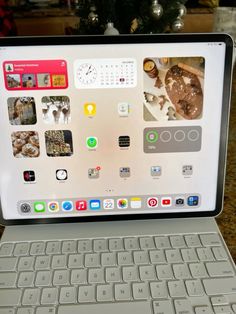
<box><xmin>34</xmin><ymin>201</ymin><xmax>46</xmax><ymax>213</ymax></box>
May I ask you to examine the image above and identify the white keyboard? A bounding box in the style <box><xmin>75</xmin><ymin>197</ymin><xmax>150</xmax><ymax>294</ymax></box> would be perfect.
<box><xmin>0</xmin><ymin>233</ymin><xmax>236</xmax><ymax>314</ymax></box>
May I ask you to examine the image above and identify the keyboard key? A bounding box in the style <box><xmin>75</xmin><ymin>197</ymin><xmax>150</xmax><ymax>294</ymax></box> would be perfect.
<box><xmin>85</xmin><ymin>253</ymin><xmax>100</xmax><ymax>268</ymax></box>
<box><xmin>211</xmin><ymin>296</ymin><xmax>228</xmax><ymax>306</ymax></box>
<box><xmin>189</xmin><ymin>263</ymin><xmax>208</xmax><ymax>278</ymax></box>
<box><xmin>200</xmin><ymin>233</ymin><xmax>221</xmax><ymax>247</ymax></box>
<box><xmin>17</xmin><ymin>308</ymin><xmax>34</xmax><ymax>314</ymax></box>
<box><xmin>30</xmin><ymin>242</ymin><xmax>45</xmax><ymax>255</ymax></box>
<box><xmin>109</xmin><ymin>239</ymin><xmax>124</xmax><ymax>251</ymax></box>
<box><xmin>96</xmin><ymin>284</ymin><xmax>113</xmax><ymax>302</ymax></box>
<box><xmin>156</xmin><ymin>264</ymin><xmax>174</xmax><ymax>280</ymax></box>
<box><xmin>168</xmin><ymin>280</ymin><xmax>186</xmax><ymax>297</ymax></box>
<box><xmin>195</xmin><ymin>306</ymin><xmax>213</xmax><ymax>314</ymax></box>
<box><xmin>78</xmin><ymin>285</ymin><xmax>95</xmax><ymax>303</ymax></box>
<box><xmin>153</xmin><ymin>300</ymin><xmax>175</xmax><ymax>314</ymax></box>
<box><xmin>106</xmin><ymin>267</ymin><xmax>121</xmax><ymax>283</ymax></box>
<box><xmin>35</xmin><ymin>271</ymin><xmax>52</xmax><ymax>287</ymax></box>
<box><xmin>59</xmin><ymin>286</ymin><xmax>76</xmax><ymax>304</ymax></box>
<box><xmin>149</xmin><ymin>250</ymin><xmax>166</xmax><ymax>264</ymax></box>
<box><xmin>150</xmin><ymin>281</ymin><xmax>168</xmax><ymax>299</ymax></box>
<box><xmin>118</xmin><ymin>251</ymin><xmax>133</xmax><ymax>265</ymax></box>
<box><xmin>181</xmin><ymin>248</ymin><xmax>198</xmax><ymax>262</ymax></box>
<box><xmin>71</xmin><ymin>269</ymin><xmax>87</xmax><ymax>285</ymax></box>
<box><xmin>88</xmin><ymin>268</ymin><xmax>105</xmax><ymax>283</ymax></box>
<box><xmin>41</xmin><ymin>287</ymin><xmax>58</xmax><ymax>305</ymax></box>
<box><xmin>132</xmin><ymin>282</ymin><xmax>149</xmax><ymax>300</ymax></box>
<box><xmin>51</xmin><ymin>255</ymin><xmax>67</xmax><ymax>269</ymax></box>
<box><xmin>197</xmin><ymin>248</ymin><xmax>214</xmax><ymax>262</ymax></box>
<box><xmin>0</xmin><ymin>272</ymin><xmax>17</xmax><ymax>288</ymax></box>
<box><xmin>185</xmin><ymin>279</ymin><xmax>204</xmax><ymax>296</ymax></box>
<box><xmin>35</xmin><ymin>307</ymin><xmax>56</xmax><ymax>314</ymax></box>
<box><xmin>18</xmin><ymin>271</ymin><xmax>35</xmax><ymax>287</ymax></box>
<box><xmin>140</xmin><ymin>237</ymin><xmax>155</xmax><ymax>250</ymax></box>
<box><xmin>58</xmin><ymin>302</ymin><xmax>151</xmax><ymax>314</ymax></box>
<box><xmin>68</xmin><ymin>254</ymin><xmax>83</xmax><ymax>269</ymax></box>
<box><xmin>53</xmin><ymin>270</ymin><xmax>70</xmax><ymax>286</ymax></box>
<box><xmin>133</xmin><ymin>251</ymin><xmax>150</xmax><ymax>264</ymax></box>
<box><xmin>0</xmin><ymin>243</ymin><xmax>14</xmax><ymax>256</ymax></box>
<box><xmin>206</xmin><ymin>261</ymin><xmax>235</xmax><ymax>277</ymax></box>
<box><xmin>93</xmin><ymin>239</ymin><xmax>108</xmax><ymax>252</ymax></box>
<box><xmin>166</xmin><ymin>249</ymin><xmax>182</xmax><ymax>263</ymax></box>
<box><xmin>122</xmin><ymin>266</ymin><xmax>139</xmax><ymax>282</ymax></box>
<box><xmin>115</xmin><ymin>283</ymin><xmax>131</xmax><ymax>300</ymax></box>
<box><xmin>155</xmin><ymin>237</ymin><xmax>171</xmax><ymax>249</ymax></box>
<box><xmin>18</xmin><ymin>257</ymin><xmax>35</xmax><ymax>271</ymax></box>
<box><xmin>212</xmin><ymin>247</ymin><xmax>228</xmax><ymax>261</ymax></box>
<box><xmin>101</xmin><ymin>252</ymin><xmax>117</xmax><ymax>266</ymax></box>
<box><xmin>124</xmin><ymin>238</ymin><xmax>139</xmax><ymax>250</ymax></box>
<box><xmin>35</xmin><ymin>256</ymin><xmax>51</xmax><ymax>270</ymax></box>
<box><xmin>213</xmin><ymin>305</ymin><xmax>232</xmax><ymax>314</ymax></box>
<box><xmin>22</xmin><ymin>288</ymin><xmax>40</xmax><ymax>306</ymax></box>
<box><xmin>174</xmin><ymin>299</ymin><xmax>194</xmax><ymax>314</ymax></box>
<box><xmin>232</xmin><ymin>304</ymin><xmax>236</xmax><ymax>313</ymax></box>
<box><xmin>203</xmin><ymin>278</ymin><xmax>236</xmax><ymax>295</ymax></box>
<box><xmin>62</xmin><ymin>241</ymin><xmax>76</xmax><ymax>254</ymax></box>
<box><xmin>78</xmin><ymin>240</ymin><xmax>92</xmax><ymax>253</ymax></box>
<box><xmin>184</xmin><ymin>234</ymin><xmax>201</xmax><ymax>248</ymax></box>
<box><xmin>46</xmin><ymin>242</ymin><xmax>61</xmax><ymax>255</ymax></box>
<box><xmin>139</xmin><ymin>265</ymin><xmax>156</xmax><ymax>281</ymax></box>
<box><xmin>170</xmin><ymin>235</ymin><xmax>186</xmax><ymax>248</ymax></box>
<box><xmin>173</xmin><ymin>264</ymin><xmax>191</xmax><ymax>280</ymax></box>
<box><xmin>0</xmin><ymin>289</ymin><xmax>21</xmax><ymax>306</ymax></box>
<box><xmin>0</xmin><ymin>257</ymin><xmax>17</xmax><ymax>271</ymax></box>
<box><xmin>14</xmin><ymin>243</ymin><xmax>29</xmax><ymax>256</ymax></box>
<box><xmin>0</xmin><ymin>309</ymin><xmax>15</xmax><ymax>314</ymax></box>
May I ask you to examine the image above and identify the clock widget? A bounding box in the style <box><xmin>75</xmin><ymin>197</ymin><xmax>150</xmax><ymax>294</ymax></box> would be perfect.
<box><xmin>56</xmin><ymin>169</ymin><xmax>68</xmax><ymax>181</ymax></box>
<box><xmin>76</xmin><ymin>63</ymin><xmax>97</xmax><ymax>85</ymax></box>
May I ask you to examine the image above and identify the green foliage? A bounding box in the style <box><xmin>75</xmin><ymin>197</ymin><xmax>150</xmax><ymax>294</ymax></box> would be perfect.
<box><xmin>76</xmin><ymin>0</ymin><xmax>188</xmax><ymax>34</ymax></box>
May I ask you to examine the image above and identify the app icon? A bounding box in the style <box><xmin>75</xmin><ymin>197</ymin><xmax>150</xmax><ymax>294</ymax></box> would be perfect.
<box><xmin>187</xmin><ymin>196</ymin><xmax>199</xmax><ymax>206</ymax></box>
<box><xmin>119</xmin><ymin>167</ymin><xmax>131</xmax><ymax>178</ymax></box>
<box><xmin>103</xmin><ymin>199</ymin><xmax>115</xmax><ymax>210</ymax></box>
<box><xmin>23</xmin><ymin>170</ymin><xmax>35</xmax><ymax>182</ymax></box>
<box><xmin>130</xmin><ymin>197</ymin><xmax>142</xmax><ymax>209</ymax></box>
<box><xmin>75</xmin><ymin>200</ymin><xmax>87</xmax><ymax>211</ymax></box>
<box><xmin>20</xmin><ymin>203</ymin><xmax>31</xmax><ymax>213</ymax></box>
<box><xmin>146</xmin><ymin>130</ymin><xmax>158</xmax><ymax>143</ymax></box>
<box><xmin>56</xmin><ymin>169</ymin><xmax>68</xmax><ymax>181</ymax></box>
<box><xmin>147</xmin><ymin>197</ymin><xmax>158</xmax><ymax>208</ymax></box>
<box><xmin>90</xmin><ymin>200</ymin><xmax>101</xmax><ymax>210</ymax></box>
<box><xmin>62</xmin><ymin>201</ymin><xmax>73</xmax><ymax>211</ymax></box>
<box><xmin>175</xmin><ymin>198</ymin><xmax>185</xmax><ymax>206</ymax></box>
<box><xmin>84</xmin><ymin>103</ymin><xmax>96</xmax><ymax>117</ymax></box>
<box><xmin>118</xmin><ymin>136</ymin><xmax>130</xmax><ymax>148</ymax></box>
<box><xmin>117</xmin><ymin>199</ymin><xmax>128</xmax><ymax>209</ymax></box>
<box><xmin>86</xmin><ymin>137</ymin><xmax>98</xmax><ymax>149</ymax></box>
<box><xmin>161</xmin><ymin>197</ymin><xmax>172</xmax><ymax>207</ymax></box>
<box><xmin>182</xmin><ymin>165</ymin><xmax>193</xmax><ymax>176</ymax></box>
<box><xmin>88</xmin><ymin>167</ymin><xmax>100</xmax><ymax>179</ymax></box>
<box><xmin>34</xmin><ymin>201</ymin><xmax>46</xmax><ymax>213</ymax></box>
<box><xmin>48</xmin><ymin>201</ymin><xmax>59</xmax><ymax>212</ymax></box>
<box><xmin>151</xmin><ymin>166</ymin><xmax>162</xmax><ymax>177</ymax></box>
<box><xmin>118</xmin><ymin>102</ymin><xmax>130</xmax><ymax>117</ymax></box>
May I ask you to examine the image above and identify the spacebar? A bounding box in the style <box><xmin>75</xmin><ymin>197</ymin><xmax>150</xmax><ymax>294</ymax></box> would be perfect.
<box><xmin>58</xmin><ymin>302</ymin><xmax>152</xmax><ymax>314</ymax></box>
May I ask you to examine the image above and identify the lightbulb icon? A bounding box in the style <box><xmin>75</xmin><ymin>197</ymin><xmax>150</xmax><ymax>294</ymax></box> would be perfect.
<box><xmin>84</xmin><ymin>102</ymin><xmax>96</xmax><ymax>116</ymax></box>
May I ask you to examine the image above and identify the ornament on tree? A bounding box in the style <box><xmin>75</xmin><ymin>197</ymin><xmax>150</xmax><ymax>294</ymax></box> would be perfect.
<box><xmin>88</xmin><ymin>5</ymin><xmax>99</xmax><ymax>25</ymax></box>
<box><xmin>104</xmin><ymin>22</ymin><xmax>119</xmax><ymax>35</ymax></box>
<box><xmin>150</xmin><ymin>0</ymin><xmax>163</xmax><ymax>20</ymax></box>
<box><xmin>172</xmin><ymin>3</ymin><xmax>187</xmax><ymax>32</ymax></box>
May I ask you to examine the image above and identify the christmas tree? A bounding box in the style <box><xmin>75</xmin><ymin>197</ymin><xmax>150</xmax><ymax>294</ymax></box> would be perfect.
<box><xmin>75</xmin><ymin>0</ymin><xmax>188</xmax><ymax>35</ymax></box>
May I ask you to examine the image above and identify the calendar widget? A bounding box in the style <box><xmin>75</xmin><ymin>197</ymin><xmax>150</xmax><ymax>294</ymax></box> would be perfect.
<box><xmin>74</xmin><ymin>58</ymin><xmax>137</xmax><ymax>89</ymax></box>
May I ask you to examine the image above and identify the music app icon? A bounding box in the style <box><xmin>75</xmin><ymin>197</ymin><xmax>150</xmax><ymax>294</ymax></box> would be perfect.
<box><xmin>75</xmin><ymin>200</ymin><xmax>87</xmax><ymax>211</ymax></box>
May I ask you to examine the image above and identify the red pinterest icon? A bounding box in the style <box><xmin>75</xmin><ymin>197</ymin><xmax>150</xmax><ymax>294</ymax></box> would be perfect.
<box><xmin>147</xmin><ymin>197</ymin><xmax>158</xmax><ymax>208</ymax></box>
